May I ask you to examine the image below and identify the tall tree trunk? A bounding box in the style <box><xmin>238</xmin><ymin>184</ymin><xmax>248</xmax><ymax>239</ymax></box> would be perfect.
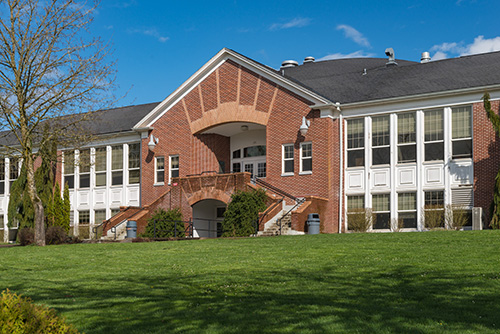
<box><xmin>25</xmin><ymin>153</ymin><xmax>45</xmax><ymax>246</ymax></box>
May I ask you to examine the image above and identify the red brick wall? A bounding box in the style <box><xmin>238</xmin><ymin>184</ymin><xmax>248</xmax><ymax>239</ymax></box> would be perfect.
<box><xmin>473</xmin><ymin>99</ymin><xmax>500</xmax><ymax>226</ymax></box>
<box><xmin>141</xmin><ymin>59</ymin><xmax>341</xmax><ymax>232</ymax></box>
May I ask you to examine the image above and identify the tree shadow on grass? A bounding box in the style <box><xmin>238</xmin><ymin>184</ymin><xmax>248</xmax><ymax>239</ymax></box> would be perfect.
<box><xmin>5</xmin><ymin>265</ymin><xmax>500</xmax><ymax>333</ymax></box>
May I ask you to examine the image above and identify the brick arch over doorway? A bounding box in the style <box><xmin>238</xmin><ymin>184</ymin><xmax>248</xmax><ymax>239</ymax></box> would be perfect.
<box><xmin>187</xmin><ymin>188</ymin><xmax>231</xmax><ymax>206</ymax></box>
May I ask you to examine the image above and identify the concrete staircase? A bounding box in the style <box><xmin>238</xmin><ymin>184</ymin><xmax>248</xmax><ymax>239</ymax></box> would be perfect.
<box><xmin>258</xmin><ymin>202</ymin><xmax>306</xmax><ymax>236</ymax></box>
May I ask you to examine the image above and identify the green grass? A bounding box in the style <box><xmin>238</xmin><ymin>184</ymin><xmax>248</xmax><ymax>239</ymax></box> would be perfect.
<box><xmin>1</xmin><ymin>231</ymin><xmax>500</xmax><ymax>333</ymax></box>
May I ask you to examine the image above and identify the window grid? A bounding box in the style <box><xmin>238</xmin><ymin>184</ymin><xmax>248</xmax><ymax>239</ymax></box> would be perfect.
<box><xmin>94</xmin><ymin>210</ymin><xmax>106</xmax><ymax>225</ymax></box>
<box><xmin>424</xmin><ymin>110</ymin><xmax>444</xmax><ymax>161</ymax></box>
<box><xmin>373</xmin><ymin>194</ymin><xmax>390</xmax><ymax>229</ymax></box>
<box><xmin>347</xmin><ymin>195</ymin><xmax>364</xmax><ymax>211</ymax></box>
<box><xmin>79</xmin><ymin>210</ymin><xmax>90</xmax><ymax>225</ymax></box>
<box><xmin>282</xmin><ymin>144</ymin><xmax>294</xmax><ymax>174</ymax></box>
<box><xmin>63</xmin><ymin>152</ymin><xmax>75</xmax><ymax>189</ymax></box>
<box><xmin>300</xmin><ymin>142</ymin><xmax>312</xmax><ymax>173</ymax></box>
<box><xmin>397</xmin><ymin>112</ymin><xmax>417</xmax><ymax>163</ymax></box>
<box><xmin>257</xmin><ymin>162</ymin><xmax>266</xmax><ymax>178</ymax></box>
<box><xmin>79</xmin><ymin>149</ymin><xmax>90</xmax><ymax>189</ymax></box>
<box><xmin>372</xmin><ymin>116</ymin><xmax>390</xmax><ymax>165</ymax></box>
<box><xmin>169</xmin><ymin>155</ymin><xmax>179</xmax><ymax>183</ymax></box>
<box><xmin>128</xmin><ymin>143</ymin><xmax>140</xmax><ymax>184</ymax></box>
<box><xmin>398</xmin><ymin>193</ymin><xmax>417</xmax><ymax>229</ymax></box>
<box><xmin>451</xmin><ymin>106</ymin><xmax>472</xmax><ymax>159</ymax></box>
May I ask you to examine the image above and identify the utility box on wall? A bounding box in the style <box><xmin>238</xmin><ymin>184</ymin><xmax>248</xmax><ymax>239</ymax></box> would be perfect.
<box><xmin>472</xmin><ymin>207</ymin><xmax>483</xmax><ymax>231</ymax></box>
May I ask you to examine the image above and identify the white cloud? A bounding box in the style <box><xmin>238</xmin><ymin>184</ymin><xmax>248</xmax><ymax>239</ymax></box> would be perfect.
<box><xmin>111</xmin><ymin>1</ymin><xmax>137</xmax><ymax>8</ymax></box>
<box><xmin>430</xmin><ymin>35</ymin><xmax>500</xmax><ymax>60</ymax></box>
<box><xmin>336</xmin><ymin>24</ymin><xmax>370</xmax><ymax>48</ymax></box>
<box><xmin>317</xmin><ymin>50</ymin><xmax>375</xmax><ymax>61</ymax></box>
<box><xmin>270</xmin><ymin>17</ymin><xmax>311</xmax><ymax>31</ymax></box>
<box><xmin>128</xmin><ymin>28</ymin><xmax>169</xmax><ymax>43</ymax></box>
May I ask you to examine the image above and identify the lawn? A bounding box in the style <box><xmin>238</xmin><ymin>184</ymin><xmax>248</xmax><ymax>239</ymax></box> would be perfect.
<box><xmin>1</xmin><ymin>231</ymin><xmax>500</xmax><ymax>333</ymax></box>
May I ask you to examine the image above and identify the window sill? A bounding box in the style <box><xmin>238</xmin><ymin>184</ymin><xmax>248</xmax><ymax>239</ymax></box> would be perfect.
<box><xmin>299</xmin><ymin>171</ymin><xmax>312</xmax><ymax>175</ymax></box>
<box><xmin>281</xmin><ymin>173</ymin><xmax>294</xmax><ymax>177</ymax></box>
<box><xmin>154</xmin><ymin>182</ymin><xmax>165</xmax><ymax>187</ymax></box>
<box><xmin>422</xmin><ymin>160</ymin><xmax>444</xmax><ymax>165</ymax></box>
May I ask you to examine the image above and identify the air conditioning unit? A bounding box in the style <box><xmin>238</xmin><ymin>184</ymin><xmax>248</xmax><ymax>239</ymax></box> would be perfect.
<box><xmin>472</xmin><ymin>207</ymin><xmax>483</xmax><ymax>230</ymax></box>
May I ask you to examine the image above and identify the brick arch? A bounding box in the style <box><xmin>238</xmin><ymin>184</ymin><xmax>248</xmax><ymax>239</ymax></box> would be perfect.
<box><xmin>190</xmin><ymin>102</ymin><xmax>269</xmax><ymax>134</ymax></box>
<box><xmin>187</xmin><ymin>188</ymin><xmax>231</xmax><ymax>206</ymax></box>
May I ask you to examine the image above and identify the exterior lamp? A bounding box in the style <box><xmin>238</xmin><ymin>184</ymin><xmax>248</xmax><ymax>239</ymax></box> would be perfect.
<box><xmin>148</xmin><ymin>134</ymin><xmax>159</xmax><ymax>151</ymax></box>
<box><xmin>299</xmin><ymin>116</ymin><xmax>310</xmax><ymax>136</ymax></box>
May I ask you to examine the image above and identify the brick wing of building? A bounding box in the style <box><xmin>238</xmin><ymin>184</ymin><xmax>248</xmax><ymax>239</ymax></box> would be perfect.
<box><xmin>1</xmin><ymin>48</ymin><xmax>499</xmax><ymax>241</ymax></box>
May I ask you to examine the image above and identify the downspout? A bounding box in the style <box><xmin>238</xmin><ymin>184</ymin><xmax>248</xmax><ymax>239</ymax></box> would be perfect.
<box><xmin>338</xmin><ymin>112</ymin><xmax>343</xmax><ymax>233</ymax></box>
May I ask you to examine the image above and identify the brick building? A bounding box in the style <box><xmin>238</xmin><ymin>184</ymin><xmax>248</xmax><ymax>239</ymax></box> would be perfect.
<box><xmin>1</xmin><ymin>48</ymin><xmax>499</xmax><ymax>240</ymax></box>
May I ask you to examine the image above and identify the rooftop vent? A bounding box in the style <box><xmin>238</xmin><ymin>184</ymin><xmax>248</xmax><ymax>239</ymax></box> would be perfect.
<box><xmin>281</xmin><ymin>60</ymin><xmax>299</xmax><ymax>68</ymax></box>
<box><xmin>421</xmin><ymin>51</ymin><xmax>431</xmax><ymax>63</ymax></box>
<box><xmin>385</xmin><ymin>48</ymin><xmax>397</xmax><ymax>66</ymax></box>
<box><xmin>303</xmin><ymin>56</ymin><xmax>315</xmax><ymax>64</ymax></box>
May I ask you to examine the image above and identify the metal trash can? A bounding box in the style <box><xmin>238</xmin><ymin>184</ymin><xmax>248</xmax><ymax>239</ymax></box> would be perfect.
<box><xmin>307</xmin><ymin>213</ymin><xmax>320</xmax><ymax>234</ymax></box>
<box><xmin>126</xmin><ymin>220</ymin><xmax>137</xmax><ymax>239</ymax></box>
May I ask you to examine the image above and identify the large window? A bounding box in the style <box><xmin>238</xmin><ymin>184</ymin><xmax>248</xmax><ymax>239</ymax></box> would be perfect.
<box><xmin>169</xmin><ymin>155</ymin><xmax>179</xmax><ymax>183</ymax></box>
<box><xmin>155</xmin><ymin>156</ymin><xmax>165</xmax><ymax>184</ymax></box>
<box><xmin>282</xmin><ymin>144</ymin><xmax>294</xmax><ymax>175</ymax></box>
<box><xmin>397</xmin><ymin>112</ymin><xmax>416</xmax><ymax>163</ymax></box>
<box><xmin>424</xmin><ymin>110</ymin><xmax>444</xmax><ymax>161</ymax></box>
<box><xmin>79</xmin><ymin>149</ymin><xmax>90</xmax><ymax>188</ymax></box>
<box><xmin>64</xmin><ymin>151</ymin><xmax>74</xmax><ymax>189</ymax></box>
<box><xmin>128</xmin><ymin>143</ymin><xmax>140</xmax><ymax>184</ymax></box>
<box><xmin>347</xmin><ymin>195</ymin><xmax>365</xmax><ymax>230</ymax></box>
<box><xmin>372</xmin><ymin>116</ymin><xmax>390</xmax><ymax>165</ymax></box>
<box><xmin>243</xmin><ymin>145</ymin><xmax>266</xmax><ymax>158</ymax></box>
<box><xmin>95</xmin><ymin>147</ymin><xmax>107</xmax><ymax>187</ymax></box>
<box><xmin>111</xmin><ymin>145</ymin><xmax>123</xmax><ymax>186</ymax></box>
<box><xmin>372</xmin><ymin>194</ymin><xmax>390</xmax><ymax>229</ymax></box>
<box><xmin>94</xmin><ymin>209</ymin><xmax>106</xmax><ymax>225</ymax></box>
<box><xmin>347</xmin><ymin>119</ymin><xmax>364</xmax><ymax>167</ymax></box>
<box><xmin>300</xmin><ymin>142</ymin><xmax>312</xmax><ymax>173</ymax></box>
<box><xmin>398</xmin><ymin>193</ymin><xmax>417</xmax><ymax>228</ymax></box>
<box><xmin>0</xmin><ymin>159</ymin><xmax>4</xmax><ymax>195</ymax></box>
<box><xmin>452</xmin><ymin>106</ymin><xmax>472</xmax><ymax>159</ymax></box>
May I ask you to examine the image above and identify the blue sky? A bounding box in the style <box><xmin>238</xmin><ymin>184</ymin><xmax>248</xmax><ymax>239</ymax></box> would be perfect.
<box><xmin>92</xmin><ymin>0</ymin><xmax>500</xmax><ymax>107</ymax></box>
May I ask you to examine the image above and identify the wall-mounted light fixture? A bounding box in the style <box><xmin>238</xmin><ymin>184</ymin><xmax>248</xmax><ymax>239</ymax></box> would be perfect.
<box><xmin>299</xmin><ymin>116</ymin><xmax>310</xmax><ymax>136</ymax></box>
<box><xmin>241</xmin><ymin>125</ymin><xmax>249</xmax><ymax>131</ymax></box>
<box><xmin>148</xmin><ymin>134</ymin><xmax>159</xmax><ymax>151</ymax></box>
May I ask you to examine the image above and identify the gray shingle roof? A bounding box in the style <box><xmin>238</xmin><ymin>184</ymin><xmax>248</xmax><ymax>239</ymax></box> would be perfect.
<box><xmin>0</xmin><ymin>102</ymin><xmax>159</xmax><ymax>146</ymax></box>
<box><xmin>282</xmin><ymin>51</ymin><xmax>500</xmax><ymax>104</ymax></box>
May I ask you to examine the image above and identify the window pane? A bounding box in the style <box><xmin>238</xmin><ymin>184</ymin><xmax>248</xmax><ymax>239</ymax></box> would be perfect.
<box><xmin>244</xmin><ymin>145</ymin><xmax>266</xmax><ymax>158</ymax></box>
<box><xmin>0</xmin><ymin>182</ymin><xmax>4</xmax><ymax>195</ymax></box>
<box><xmin>302</xmin><ymin>158</ymin><xmax>312</xmax><ymax>172</ymax></box>
<box><xmin>112</xmin><ymin>171</ymin><xmax>123</xmax><ymax>186</ymax></box>
<box><xmin>424</xmin><ymin>110</ymin><xmax>443</xmax><ymax>141</ymax></box>
<box><xmin>244</xmin><ymin>164</ymin><xmax>254</xmax><ymax>177</ymax></box>
<box><xmin>79</xmin><ymin>149</ymin><xmax>90</xmax><ymax>173</ymax></box>
<box><xmin>171</xmin><ymin>169</ymin><xmax>179</xmax><ymax>178</ymax></box>
<box><xmin>95</xmin><ymin>147</ymin><xmax>106</xmax><ymax>171</ymax></box>
<box><xmin>0</xmin><ymin>160</ymin><xmax>4</xmax><ymax>180</ymax></box>
<box><xmin>157</xmin><ymin>157</ymin><xmax>164</xmax><ymax>170</ymax></box>
<box><xmin>129</xmin><ymin>169</ymin><xmax>140</xmax><ymax>184</ymax></box>
<box><xmin>80</xmin><ymin>174</ymin><xmax>90</xmax><ymax>188</ymax></box>
<box><xmin>232</xmin><ymin>163</ymin><xmax>241</xmax><ymax>173</ymax></box>
<box><xmin>373</xmin><ymin>194</ymin><xmax>390</xmax><ymax>212</ymax></box>
<box><xmin>171</xmin><ymin>156</ymin><xmax>179</xmax><ymax>169</ymax></box>
<box><xmin>425</xmin><ymin>191</ymin><xmax>444</xmax><ymax>207</ymax></box>
<box><xmin>399</xmin><ymin>212</ymin><xmax>417</xmax><ymax>228</ymax></box>
<box><xmin>425</xmin><ymin>142</ymin><xmax>444</xmax><ymax>161</ymax></box>
<box><xmin>348</xmin><ymin>150</ymin><xmax>364</xmax><ymax>167</ymax></box>
<box><xmin>398</xmin><ymin>113</ymin><xmax>416</xmax><ymax>143</ymax></box>
<box><xmin>64</xmin><ymin>175</ymin><xmax>74</xmax><ymax>189</ymax></box>
<box><xmin>257</xmin><ymin>162</ymin><xmax>266</xmax><ymax>178</ymax></box>
<box><xmin>232</xmin><ymin>150</ymin><xmax>241</xmax><ymax>159</ymax></box>
<box><xmin>284</xmin><ymin>160</ymin><xmax>294</xmax><ymax>173</ymax></box>
<box><xmin>347</xmin><ymin>195</ymin><xmax>364</xmax><ymax>211</ymax></box>
<box><xmin>79</xmin><ymin>210</ymin><xmax>90</xmax><ymax>224</ymax></box>
<box><xmin>112</xmin><ymin>145</ymin><xmax>123</xmax><ymax>170</ymax></box>
<box><xmin>96</xmin><ymin>173</ymin><xmax>106</xmax><ymax>187</ymax></box>
<box><xmin>284</xmin><ymin>145</ymin><xmax>293</xmax><ymax>159</ymax></box>
<box><xmin>372</xmin><ymin>116</ymin><xmax>390</xmax><ymax>147</ymax></box>
<box><xmin>398</xmin><ymin>145</ymin><xmax>416</xmax><ymax>163</ymax></box>
<box><xmin>128</xmin><ymin>143</ymin><xmax>140</xmax><ymax>169</ymax></box>
<box><xmin>157</xmin><ymin>170</ymin><xmax>165</xmax><ymax>183</ymax></box>
<box><xmin>452</xmin><ymin>139</ymin><xmax>472</xmax><ymax>159</ymax></box>
<box><xmin>347</xmin><ymin>119</ymin><xmax>364</xmax><ymax>149</ymax></box>
<box><xmin>373</xmin><ymin>213</ymin><xmax>390</xmax><ymax>229</ymax></box>
<box><xmin>373</xmin><ymin>147</ymin><xmax>390</xmax><ymax>165</ymax></box>
<box><xmin>64</xmin><ymin>152</ymin><xmax>74</xmax><ymax>174</ymax></box>
<box><xmin>452</xmin><ymin>106</ymin><xmax>471</xmax><ymax>139</ymax></box>
<box><xmin>94</xmin><ymin>210</ymin><xmax>106</xmax><ymax>224</ymax></box>
<box><xmin>301</xmin><ymin>143</ymin><xmax>312</xmax><ymax>158</ymax></box>
<box><xmin>398</xmin><ymin>193</ymin><xmax>416</xmax><ymax>211</ymax></box>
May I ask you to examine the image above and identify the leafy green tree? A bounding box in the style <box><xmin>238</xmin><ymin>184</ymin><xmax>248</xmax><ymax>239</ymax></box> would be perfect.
<box><xmin>222</xmin><ymin>189</ymin><xmax>267</xmax><ymax>237</ymax></box>
<box><xmin>144</xmin><ymin>208</ymin><xmax>184</xmax><ymax>238</ymax></box>
<box><xmin>483</xmin><ymin>92</ymin><xmax>500</xmax><ymax>229</ymax></box>
<box><xmin>34</xmin><ymin>132</ymin><xmax>57</xmax><ymax>225</ymax></box>
<box><xmin>51</xmin><ymin>183</ymin><xmax>70</xmax><ymax>233</ymax></box>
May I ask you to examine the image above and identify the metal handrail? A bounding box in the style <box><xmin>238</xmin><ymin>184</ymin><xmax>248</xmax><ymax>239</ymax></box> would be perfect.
<box><xmin>110</xmin><ymin>219</ymin><xmax>128</xmax><ymax>240</ymax></box>
<box><xmin>277</xmin><ymin>197</ymin><xmax>306</xmax><ymax>235</ymax></box>
<box><xmin>92</xmin><ymin>220</ymin><xmax>109</xmax><ymax>240</ymax></box>
<box><xmin>254</xmin><ymin>178</ymin><xmax>299</xmax><ymax>202</ymax></box>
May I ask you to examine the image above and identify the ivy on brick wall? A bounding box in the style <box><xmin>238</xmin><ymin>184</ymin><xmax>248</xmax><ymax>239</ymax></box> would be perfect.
<box><xmin>483</xmin><ymin>92</ymin><xmax>500</xmax><ymax>229</ymax></box>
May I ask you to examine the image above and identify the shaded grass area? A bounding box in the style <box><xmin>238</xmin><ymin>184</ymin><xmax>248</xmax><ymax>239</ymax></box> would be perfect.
<box><xmin>1</xmin><ymin>231</ymin><xmax>500</xmax><ymax>333</ymax></box>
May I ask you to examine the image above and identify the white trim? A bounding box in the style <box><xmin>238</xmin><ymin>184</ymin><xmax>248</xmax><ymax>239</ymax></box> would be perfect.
<box><xmin>282</xmin><ymin>143</ymin><xmax>294</xmax><ymax>176</ymax></box>
<box><xmin>134</xmin><ymin>48</ymin><xmax>331</xmax><ymax>129</ymax></box>
<box><xmin>169</xmin><ymin>155</ymin><xmax>179</xmax><ymax>185</ymax></box>
<box><xmin>154</xmin><ymin>156</ymin><xmax>165</xmax><ymax>185</ymax></box>
<box><xmin>300</xmin><ymin>142</ymin><xmax>312</xmax><ymax>174</ymax></box>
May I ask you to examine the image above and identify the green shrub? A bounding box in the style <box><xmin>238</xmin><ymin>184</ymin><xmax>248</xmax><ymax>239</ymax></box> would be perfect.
<box><xmin>0</xmin><ymin>289</ymin><xmax>79</xmax><ymax>333</ymax></box>
<box><xmin>18</xmin><ymin>228</ymin><xmax>34</xmax><ymax>246</ymax></box>
<box><xmin>143</xmin><ymin>208</ymin><xmax>185</xmax><ymax>238</ymax></box>
<box><xmin>221</xmin><ymin>189</ymin><xmax>267</xmax><ymax>237</ymax></box>
<box><xmin>347</xmin><ymin>208</ymin><xmax>373</xmax><ymax>232</ymax></box>
<box><xmin>45</xmin><ymin>226</ymin><xmax>68</xmax><ymax>245</ymax></box>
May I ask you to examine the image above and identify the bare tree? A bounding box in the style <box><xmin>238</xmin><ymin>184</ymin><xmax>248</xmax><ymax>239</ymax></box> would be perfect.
<box><xmin>0</xmin><ymin>0</ymin><xmax>115</xmax><ymax>245</ymax></box>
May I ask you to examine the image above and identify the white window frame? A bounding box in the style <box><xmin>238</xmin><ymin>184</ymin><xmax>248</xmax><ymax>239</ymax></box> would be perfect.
<box><xmin>346</xmin><ymin>118</ymin><xmax>365</xmax><ymax>168</ymax></box>
<box><xmin>111</xmin><ymin>145</ymin><xmax>123</xmax><ymax>186</ymax></box>
<box><xmin>128</xmin><ymin>143</ymin><xmax>140</xmax><ymax>184</ymax></box>
<box><xmin>451</xmin><ymin>106</ymin><xmax>472</xmax><ymax>160</ymax></box>
<box><xmin>94</xmin><ymin>146</ymin><xmax>107</xmax><ymax>187</ymax></box>
<box><xmin>299</xmin><ymin>142</ymin><xmax>312</xmax><ymax>174</ymax></box>
<box><xmin>78</xmin><ymin>149</ymin><xmax>91</xmax><ymax>189</ymax></box>
<box><xmin>424</xmin><ymin>109</ymin><xmax>444</xmax><ymax>162</ymax></box>
<box><xmin>282</xmin><ymin>144</ymin><xmax>294</xmax><ymax>176</ymax></box>
<box><xmin>155</xmin><ymin>156</ymin><xmax>165</xmax><ymax>185</ymax></box>
<box><xmin>371</xmin><ymin>115</ymin><xmax>390</xmax><ymax>166</ymax></box>
<box><xmin>169</xmin><ymin>155</ymin><xmax>179</xmax><ymax>184</ymax></box>
<box><xmin>397</xmin><ymin>192</ymin><xmax>417</xmax><ymax>230</ymax></box>
<box><xmin>397</xmin><ymin>112</ymin><xmax>417</xmax><ymax>164</ymax></box>
<box><xmin>0</xmin><ymin>158</ymin><xmax>5</xmax><ymax>195</ymax></box>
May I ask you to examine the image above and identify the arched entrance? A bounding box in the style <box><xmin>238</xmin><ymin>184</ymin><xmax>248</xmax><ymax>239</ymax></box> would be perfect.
<box><xmin>192</xmin><ymin>199</ymin><xmax>227</xmax><ymax>238</ymax></box>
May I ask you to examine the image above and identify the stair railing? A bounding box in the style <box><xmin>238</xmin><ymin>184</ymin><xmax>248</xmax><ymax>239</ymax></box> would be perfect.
<box><xmin>276</xmin><ymin>197</ymin><xmax>306</xmax><ymax>235</ymax></box>
<box><xmin>110</xmin><ymin>219</ymin><xmax>128</xmax><ymax>240</ymax></box>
